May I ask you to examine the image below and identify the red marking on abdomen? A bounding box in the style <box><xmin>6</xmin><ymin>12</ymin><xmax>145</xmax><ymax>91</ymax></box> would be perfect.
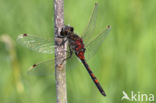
<box><xmin>77</xmin><ymin>51</ymin><xmax>85</xmax><ymax>60</ymax></box>
<box><xmin>91</xmin><ymin>73</ymin><xmax>95</xmax><ymax>78</ymax></box>
<box><xmin>75</xmin><ymin>45</ymin><xmax>82</xmax><ymax>51</ymax></box>
<box><xmin>95</xmin><ymin>79</ymin><xmax>99</xmax><ymax>83</ymax></box>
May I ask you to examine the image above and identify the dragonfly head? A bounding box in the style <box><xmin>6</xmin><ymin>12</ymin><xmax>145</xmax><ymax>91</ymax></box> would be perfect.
<box><xmin>60</xmin><ymin>25</ymin><xmax>74</xmax><ymax>37</ymax></box>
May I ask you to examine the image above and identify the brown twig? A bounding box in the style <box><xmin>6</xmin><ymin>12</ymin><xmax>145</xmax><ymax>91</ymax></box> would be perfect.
<box><xmin>54</xmin><ymin>0</ymin><xmax>67</xmax><ymax>103</ymax></box>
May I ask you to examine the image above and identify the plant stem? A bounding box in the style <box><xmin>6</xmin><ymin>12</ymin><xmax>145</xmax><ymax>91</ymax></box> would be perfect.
<box><xmin>54</xmin><ymin>0</ymin><xmax>67</xmax><ymax>103</ymax></box>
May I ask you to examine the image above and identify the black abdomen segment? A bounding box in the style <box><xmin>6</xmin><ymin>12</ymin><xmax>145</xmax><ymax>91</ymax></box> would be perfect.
<box><xmin>81</xmin><ymin>59</ymin><xmax>106</xmax><ymax>96</ymax></box>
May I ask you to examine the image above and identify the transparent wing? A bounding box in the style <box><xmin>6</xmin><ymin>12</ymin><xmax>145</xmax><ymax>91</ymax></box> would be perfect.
<box><xmin>82</xmin><ymin>3</ymin><xmax>98</xmax><ymax>45</ymax></box>
<box><xmin>17</xmin><ymin>34</ymin><xmax>54</xmax><ymax>54</ymax></box>
<box><xmin>27</xmin><ymin>60</ymin><xmax>54</xmax><ymax>76</ymax></box>
<box><xmin>85</xmin><ymin>25</ymin><xmax>111</xmax><ymax>60</ymax></box>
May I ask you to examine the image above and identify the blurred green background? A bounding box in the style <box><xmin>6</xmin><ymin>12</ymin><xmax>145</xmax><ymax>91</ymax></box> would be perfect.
<box><xmin>0</xmin><ymin>0</ymin><xmax>156</xmax><ymax>103</ymax></box>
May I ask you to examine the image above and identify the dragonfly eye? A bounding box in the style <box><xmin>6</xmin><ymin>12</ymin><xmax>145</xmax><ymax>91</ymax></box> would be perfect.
<box><xmin>70</xmin><ymin>27</ymin><xmax>74</xmax><ymax>32</ymax></box>
<box><xmin>64</xmin><ymin>25</ymin><xmax>74</xmax><ymax>32</ymax></box>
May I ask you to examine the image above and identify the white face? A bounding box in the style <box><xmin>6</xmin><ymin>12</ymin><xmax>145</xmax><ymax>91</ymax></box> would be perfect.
<box><xmin>60</xmin><ymin>26</ymin><xmax>74</xmax><ymax>37</ymax></box>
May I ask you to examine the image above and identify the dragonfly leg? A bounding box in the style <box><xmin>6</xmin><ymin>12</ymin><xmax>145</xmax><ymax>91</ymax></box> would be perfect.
<box><xmin>56</xmin><ymin>35</ymin><xmax>64</xmax><ymax>38</ymax></box>
<box><xmin>60</xmin><ymin>45</ymin><xmax>73</xmax><ymax>65</ymax></box>
<box><xmin>61</xmin><ymin>38</ymin><xmax>68</xmax><ymax>45</ymax></box>
<box><xmin>56</xmin><ymin>36</ymin><xmax>68</xmax><ymax>46</ymax></box>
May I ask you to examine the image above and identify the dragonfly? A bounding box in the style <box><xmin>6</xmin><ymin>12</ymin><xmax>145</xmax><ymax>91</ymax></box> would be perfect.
<box><xmin>17</xmin><ymin>3</ymin><xmax>111</xmax><ymax>96</ymax></box>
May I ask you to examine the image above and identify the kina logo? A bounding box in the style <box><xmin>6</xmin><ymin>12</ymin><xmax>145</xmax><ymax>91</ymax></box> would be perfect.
<box><xmin>121</xmin><ymin>91</ymin><xmax>154</xmax><ymax>102</ymax></box>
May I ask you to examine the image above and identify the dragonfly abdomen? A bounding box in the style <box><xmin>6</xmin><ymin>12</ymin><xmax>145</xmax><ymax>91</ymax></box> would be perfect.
<box><xmin>81</xmin><ymin>59</ymin><xmax>106</xmax><ymax>96</ymax></box>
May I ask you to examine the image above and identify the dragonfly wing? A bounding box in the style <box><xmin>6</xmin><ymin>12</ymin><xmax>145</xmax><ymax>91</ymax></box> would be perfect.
<box><xmin>17</xmin><ymin>34</ymin><xmax>54</xmax><ymax>54</ymax></box>
<box><xmin>85</xmin><ymin>25</ymin><xmax>111</xmax><ymax>60</ymax></box>
<box><xmin>27</xmin><ymin>59</ymin><xmax>54</xmax><ymax>76</ymax></box>
<box><xmin>82</xmin><ymin>3</ymin><xmax>98</xmax><ymax>45</ymax></box>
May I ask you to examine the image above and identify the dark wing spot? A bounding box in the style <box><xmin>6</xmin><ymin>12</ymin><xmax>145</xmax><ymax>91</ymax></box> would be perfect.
<box><xmin>32</xmin><ymin>64</ymin><xmax>37</xmax><ymax>68</ymax></box>
<box><xmin>107</xmin><ymin>25</ymin><xmax>111</xmax><ymax>29</ymax></box>
<box><xmin>70</xmin><ymin>27</ymin><xmax>74</xmax><ymax>32</ymax></box>
<box><xmin>23</xmin><ymin>33</ymin><xmax>28</xmax><ymax>36</ymax></box>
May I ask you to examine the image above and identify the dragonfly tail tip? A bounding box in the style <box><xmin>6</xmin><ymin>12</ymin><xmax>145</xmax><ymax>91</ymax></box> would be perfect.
<box><xmin>102</xmin><ymin>91</ymin><xmax>106</xmax><ymax>96</ymax></box>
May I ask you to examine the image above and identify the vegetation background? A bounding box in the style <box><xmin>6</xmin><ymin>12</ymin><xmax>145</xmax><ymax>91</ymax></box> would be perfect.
<box><xmin>0</xmin><ymin>0</ymin><xmax>155</xmax><ymax>103</ymax></box>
